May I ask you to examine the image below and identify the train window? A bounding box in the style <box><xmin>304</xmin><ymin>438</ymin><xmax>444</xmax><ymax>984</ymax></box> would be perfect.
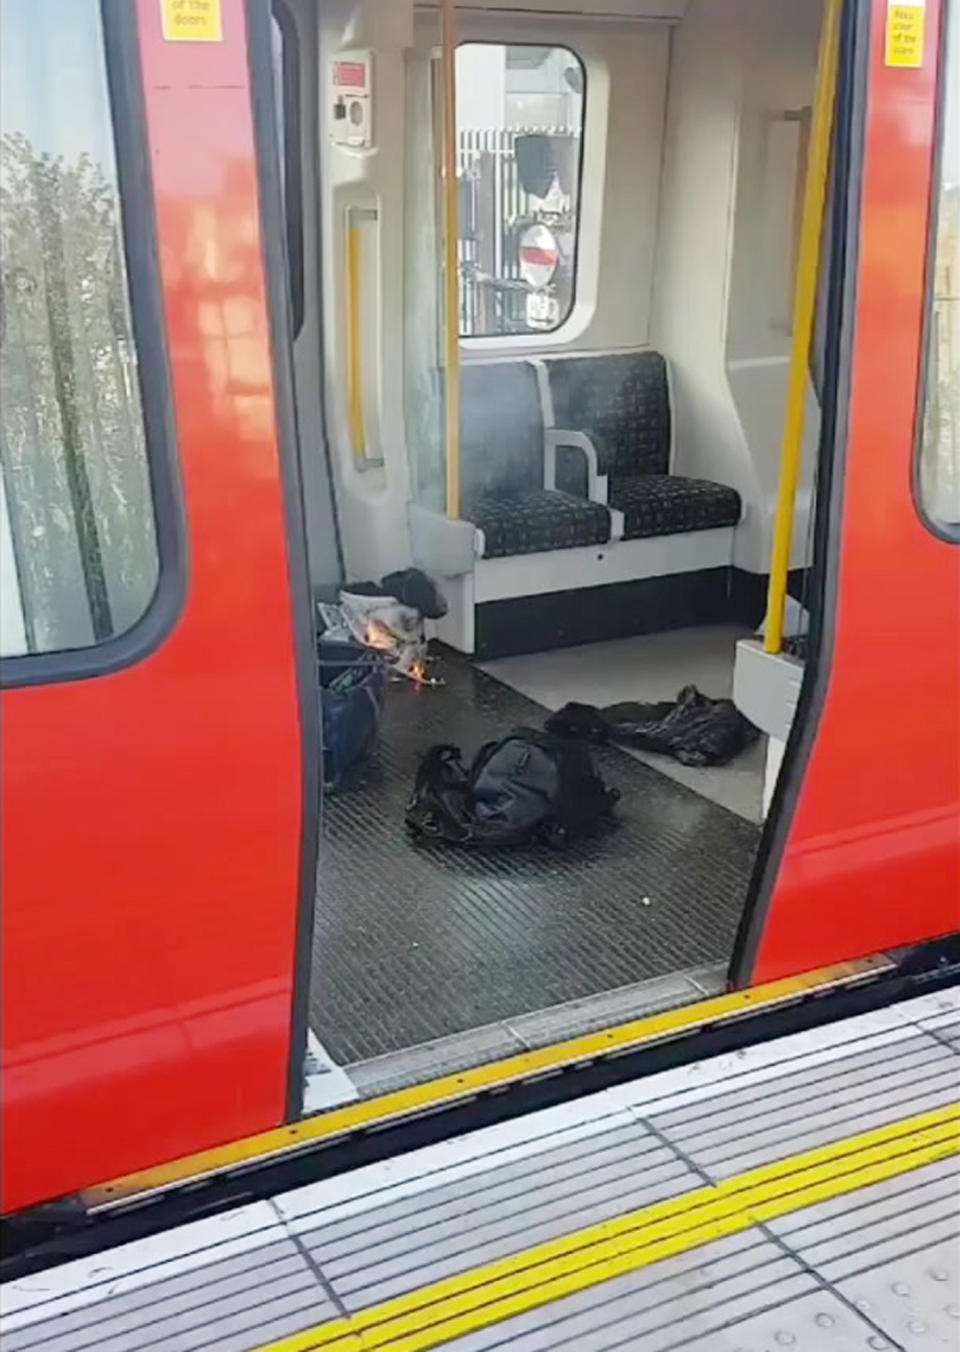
<box><xmin>455</xmin><ymin>43</ymin><xmax>585</xmax><ymax>338</ymax></box>
<box><xmin>0</xmin><ymin>0</ymin><xmax>159</xmax><ymax>656</ymax></box>
<box><xmin>918</xmin><ymin>0</ymin><xmax>960</xmax><ymax>536</ymax></box>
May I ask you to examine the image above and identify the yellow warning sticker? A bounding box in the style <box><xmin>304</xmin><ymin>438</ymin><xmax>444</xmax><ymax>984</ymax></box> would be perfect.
<box><xmin>885</xmin><ymin>2</ymin><xmax>926</xmax><ymax>67</ymax></box>
<box><xmin>161</xmin><ymin>0</ymin><xmax>223</xmax><ymax>42</ymax></box>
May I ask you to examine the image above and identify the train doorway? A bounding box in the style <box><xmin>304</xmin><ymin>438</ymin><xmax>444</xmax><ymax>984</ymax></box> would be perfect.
<box><xmin>274</xmin><ymin>0</ymin><xmax>838</xmax><ymax>1107</ymax></box>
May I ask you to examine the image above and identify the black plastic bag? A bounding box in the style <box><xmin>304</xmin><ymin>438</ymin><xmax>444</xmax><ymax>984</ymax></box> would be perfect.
<box><xmin>546</xmin><ymin>685</ymin><xmax>759</xmax><ymax>768</ymax></box>
<box><xmin>406</xmin><ymin>729</ymin><xmax>618</xmax><ymax>849</ymax></box>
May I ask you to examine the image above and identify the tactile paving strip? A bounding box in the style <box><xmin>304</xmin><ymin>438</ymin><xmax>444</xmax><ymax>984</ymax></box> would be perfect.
<box><xmin>769</xmin><ymin>1153</ymin><xmax>960</xmax><ymax>1351</ymax></box>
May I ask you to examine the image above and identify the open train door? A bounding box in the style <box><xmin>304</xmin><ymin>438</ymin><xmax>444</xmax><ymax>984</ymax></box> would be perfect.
<box><xmin>0</xmin><ymin>0</ymin><xmax>318</xmax><ymax>1213</ymax></box>
<box><xmin>3</xmin><ymin>0</ymin><xmax>958</xmax><ymax>1225</ymax></box>
<box><xmin>731</xmin><ymin>0</ymin><xmax>960</xmax><ymax>985</ymax></box>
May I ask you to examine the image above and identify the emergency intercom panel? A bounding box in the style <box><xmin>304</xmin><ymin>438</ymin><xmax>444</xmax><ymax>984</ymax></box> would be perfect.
<box><xmin>330</xmin><ymin>51</ymin><xmax>373</xmax><ymax>150</ymax></box>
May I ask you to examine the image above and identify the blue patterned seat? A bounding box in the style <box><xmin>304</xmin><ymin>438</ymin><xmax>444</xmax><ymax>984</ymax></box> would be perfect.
<box><xmin>461</xmin><ymin>361</ymin><xmax>612</xmax><ymax>558</ymax></box>
<box><xmin>609</xmin><ymin>474</ymin><xmax>741</xmax><ymax>539</ymax></box>
<box><xmin>473</xmin><ymin>490</ymin><xmax>611</xmax><ymax>559</ymax></box>
<box><xmin>544</xmin><ymin>352</ymin><xmax>742</xmax><ymax>541</ymax></box>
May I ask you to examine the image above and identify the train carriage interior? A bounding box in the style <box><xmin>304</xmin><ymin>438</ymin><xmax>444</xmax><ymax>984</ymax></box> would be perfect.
<box><xmin>280</xmin><ymin>0</ymin><xmax>829</xmax><ymax>1107</ymax></box>
<box><xmin>269</xmin><ymin>0</ymin><xmax>832</xmax><ymax>1103</ymax></box>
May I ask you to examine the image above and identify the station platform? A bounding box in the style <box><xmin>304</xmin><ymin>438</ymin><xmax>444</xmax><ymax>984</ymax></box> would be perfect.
<box><xmin>3</xmin><ymin>986</ymin><xmax>958</xmax><ymax>1352</ymax></box>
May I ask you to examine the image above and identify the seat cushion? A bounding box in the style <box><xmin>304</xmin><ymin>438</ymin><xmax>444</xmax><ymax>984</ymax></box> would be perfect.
<box><xmin>610</xmin><ymin>475</ymin><xmax>741</xmax><ymax>540</ymax></box>
<box><xmin>545</xmin><ymin>352</ymin><xmax>670</xmax><ymax>478</ymax></box>
<box><xmin>473</xmin><ymin>491</ymin><xmax>611</xmax><ymax>559</ymax></box>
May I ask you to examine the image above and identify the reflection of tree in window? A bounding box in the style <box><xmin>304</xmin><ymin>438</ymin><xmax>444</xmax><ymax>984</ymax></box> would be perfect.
<box><xmin>0</xmin><ymin>130</ymin><xmax>157</xmax><ymax>652</ymax></box>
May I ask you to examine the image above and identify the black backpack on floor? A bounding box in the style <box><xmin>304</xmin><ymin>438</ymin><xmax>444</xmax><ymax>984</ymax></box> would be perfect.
<box><xmin>405</xmin><ymin>729</ymin><xmax>619</xmax><ymax>848</ymax></box>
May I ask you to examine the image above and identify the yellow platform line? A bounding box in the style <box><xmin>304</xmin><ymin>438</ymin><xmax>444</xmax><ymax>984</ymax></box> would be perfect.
<box><xmin>81</xmin><ymin>957</ymin><xmax>889</xmax><ymax>1208</ymax></box>
<box><xmin>255</xmin><ymin>1102</ymin><xmax>960</xmax><ymax>1352</ymax></box>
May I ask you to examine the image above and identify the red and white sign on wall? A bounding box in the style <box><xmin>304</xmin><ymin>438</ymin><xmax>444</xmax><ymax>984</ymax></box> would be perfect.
<box><xmin>330</xmin><ymin>50</ymin><xmax>373</xmax><ymax>149</ymax></box>
<box><xmin>333</xmin><ymin>59</ymin><xmax>367</xmax><ymax>91</ymax></box>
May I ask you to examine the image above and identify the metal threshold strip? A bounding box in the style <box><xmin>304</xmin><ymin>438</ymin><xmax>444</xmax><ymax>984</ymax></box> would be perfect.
<box><xmin>78</xmin><ymin>956</ymin><xmax>891</xmax><ymax>1212</ymax></box>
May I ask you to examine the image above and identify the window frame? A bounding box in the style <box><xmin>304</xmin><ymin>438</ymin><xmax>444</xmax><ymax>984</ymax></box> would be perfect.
<box><xmin>271</xmin><ymin>0</ymin><xmax>305</xmax><ymax>340</ymax></box>
<box><xmin>454</xmin><ymin>39</ymin><xmax>588</xmax><ymax>343</ymax></box>
<box><xmin>913</xmin><ymin>0</ymin><xmax>960</xmax><ymax>544</ymax></box>
<box><xmin>0</xmin><ymin>0</ymin><xmax>186</xmax><ymax>687</ymax></box>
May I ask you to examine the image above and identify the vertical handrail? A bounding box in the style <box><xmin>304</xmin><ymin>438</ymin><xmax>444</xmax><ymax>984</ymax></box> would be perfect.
<box><xmin>345</xmin><ymin>215</ymin><xmax>365</xmax><ymax>463</ymax></box>
<box><xmin>441</xmin><ymin>0</ymin><xmax>461</xmax><ymax>519</ymax></box>
<box><xmin>764</xmin><ymin>0</ymin><xmax>842</xmax><ymax>654</ymax></box>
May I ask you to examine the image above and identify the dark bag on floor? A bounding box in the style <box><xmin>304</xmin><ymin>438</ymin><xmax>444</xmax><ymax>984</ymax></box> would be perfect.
<box><xmin>546</xmin><ymin>685</ymin><xmax>759</xmax><ymax>768</ymax></box>
<box><xmin>406</xmin><ymin>729</ymin><xmax>619</xmax><ymax>848</ymax></box>
<box><xmin>318</xmin><ymin>639</ymin><xmax>387</xmax><ymax>791</ymax></box>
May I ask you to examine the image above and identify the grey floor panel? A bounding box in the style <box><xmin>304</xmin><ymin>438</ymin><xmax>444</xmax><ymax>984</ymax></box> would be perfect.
<box><xmin>930</xmin><ymin>1017</ymin><xmax>960</xmax><ymax>1052</ymax></box>
<box><xmin>564</xmin><ymin>1277</ymin><xmax>827</xmax><ymax>1352</ymax></box>
<box><xmin>317</xmin><ymin>1156</ymin><xmax>696</xmax><ymax>1311</ymax></box>
<box><xmin>311</xmin><ymin>653</ymin><xmax>759</xmax><ymax>1063</ymax></box>
<box><xmin>834</xmin><ymin>1238</ymin><xmax>960</xmax><ymax>1349</ymax></box>
<box><xmin>652</xmin><ymin>1062</ymin><xmax>959</xmax><ymax>1169</ymax></box>
<box><xmin>1</xmin><ymin>1241</ymin><xmax>328</xmax><ymax>1352</ymax></box>
<box><xmin>770</xmin><ymin>1154</ymin><xmax>960</xmax><ymax>1247</ymax></box>
<box><xmin>795</xmin><ymin>1199</ymin><xmax>960</xmax><ymax>1277</ymax></box>
<box><xmin>440</xmin><ymin>1233</ymin><xmax>769</xmax><ymax>1351</ymax></box>
<box><xmin>7</xmin><ymin>1280</ymin><xmax>329</xmax><ymax>1352</ymax></box>
<box><xmin>299</xmin><ymin>1119</ymin><xmax>664</xmax><ymax>1266</ymax></box>
<box><xmin>481</xmin><ymin>625</ymin><xmax>766</xmax><ymax>822</ymax></box>
<box><xmin>791</xmin><ymin>1206</ymin><xmax>960</xmax><ymax>1286</ymax></box>
<box><xmin>769</xmin><ymin>1154</ymin><xmax>960</xmax><ymax>1349</ymax></box>
<box><xmin>649</xmin><ymin>1033</ymin><xmax>960</xmax><ymax>1178</ymax></box>
<box><xmin>648</xmin><ymin>1034</ymin><xmax>954</xmax><ymax>1135</ymax></box>
<box><xmin>200</xmin><ymin>1306</ymin><xmax>336</xmax><ymax>1352</ymax></box>
<box><xmin>678</xmin><ymin>1291</ymin><xmax>906</xmax><ymax>1352</ymax></box>
<box><xmin>442</xmin><ymin>1234</ymin><xmax>818</xmax><ymax>1352</ymax></box>
<box><xmin>688</xmin><ymin>1078</ymin><xmax>960</xmax><ymax>1180</ymax></box>
<box><xmin>319</xmin><ymin>1152</ymin><xmax>686</xmax><ymax>1300</ymax></box>
<box><xmin>826</xmin><ymin>1214</ymin><xmax>960</xmax><ymax>1288</ymax></box>
<box><xmin>296</xmin><ymin>1117</ymin><xmax>695</xmax><ymax>1310</ymax></box>
<box><xmin>142</xmin><ymin>1285</ymin><xmax>328</xmax><ymax>1352</ymax></box>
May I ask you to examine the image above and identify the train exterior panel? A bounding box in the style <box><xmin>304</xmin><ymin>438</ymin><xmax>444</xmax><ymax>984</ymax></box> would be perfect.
<box><xmin>0</xmin><ymin>0</ymin><xmax>957</xmax><ymax>1218</ymax></box>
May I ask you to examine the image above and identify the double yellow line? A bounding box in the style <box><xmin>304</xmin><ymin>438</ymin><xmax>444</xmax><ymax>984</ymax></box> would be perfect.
<box><xmin>256</xmin><ymin>1102</ymin><xmax>960</xmax><ymax>1352</ymax></box>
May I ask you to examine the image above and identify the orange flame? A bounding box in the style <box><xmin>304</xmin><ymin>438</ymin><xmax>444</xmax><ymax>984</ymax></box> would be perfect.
<box><xmin>364</xmin><ymin>621</ymin><xmax>395</xmax><ymax>651</ymax></box>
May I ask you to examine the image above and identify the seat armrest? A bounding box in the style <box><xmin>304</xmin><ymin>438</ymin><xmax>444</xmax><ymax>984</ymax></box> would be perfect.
<box><xmin>584</xmin><ymin>429</ymin><xmax>615</xmax><ymax>475</ymax></box>
<box><xmin>407</xmin><ymin>501</ymin><xmax>478</xmax><ymax>575</ymax></box>
<box><xmin>544</xmin><ymin>428</ymin><xmax>610</xmax><ymax>503</ymax></box>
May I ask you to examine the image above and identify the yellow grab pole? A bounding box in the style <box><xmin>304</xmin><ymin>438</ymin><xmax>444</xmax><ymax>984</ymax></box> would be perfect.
<box><xmin>345</xmin><ymin>219</ymin><xmax>365</xmax><ymax>462</ymax></box>
<box><xmin>441</xmin><ymin>0</ymin><xmax>461</xmax><ymax>519</ymax></box>
<box><xmin>764</xmin><ymin>0</ymin><xmax>842</xmax><ymax>654</ymax></box>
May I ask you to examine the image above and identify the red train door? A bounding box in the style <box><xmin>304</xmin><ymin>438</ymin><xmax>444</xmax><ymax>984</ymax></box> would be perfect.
<box><xmin>2</xmin><ymin>0</ymin><xmax>957</xmax><ymax>1221</ymax></box>
<box><xmin>0</xmin><ymin>0</ymin><xmax>317</xmax><ymax>1212</ymax></box>
<box><xmin>732</xmin><ymin>0</ymin><xmax>960</xmax><ymax>983</ymax></box>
